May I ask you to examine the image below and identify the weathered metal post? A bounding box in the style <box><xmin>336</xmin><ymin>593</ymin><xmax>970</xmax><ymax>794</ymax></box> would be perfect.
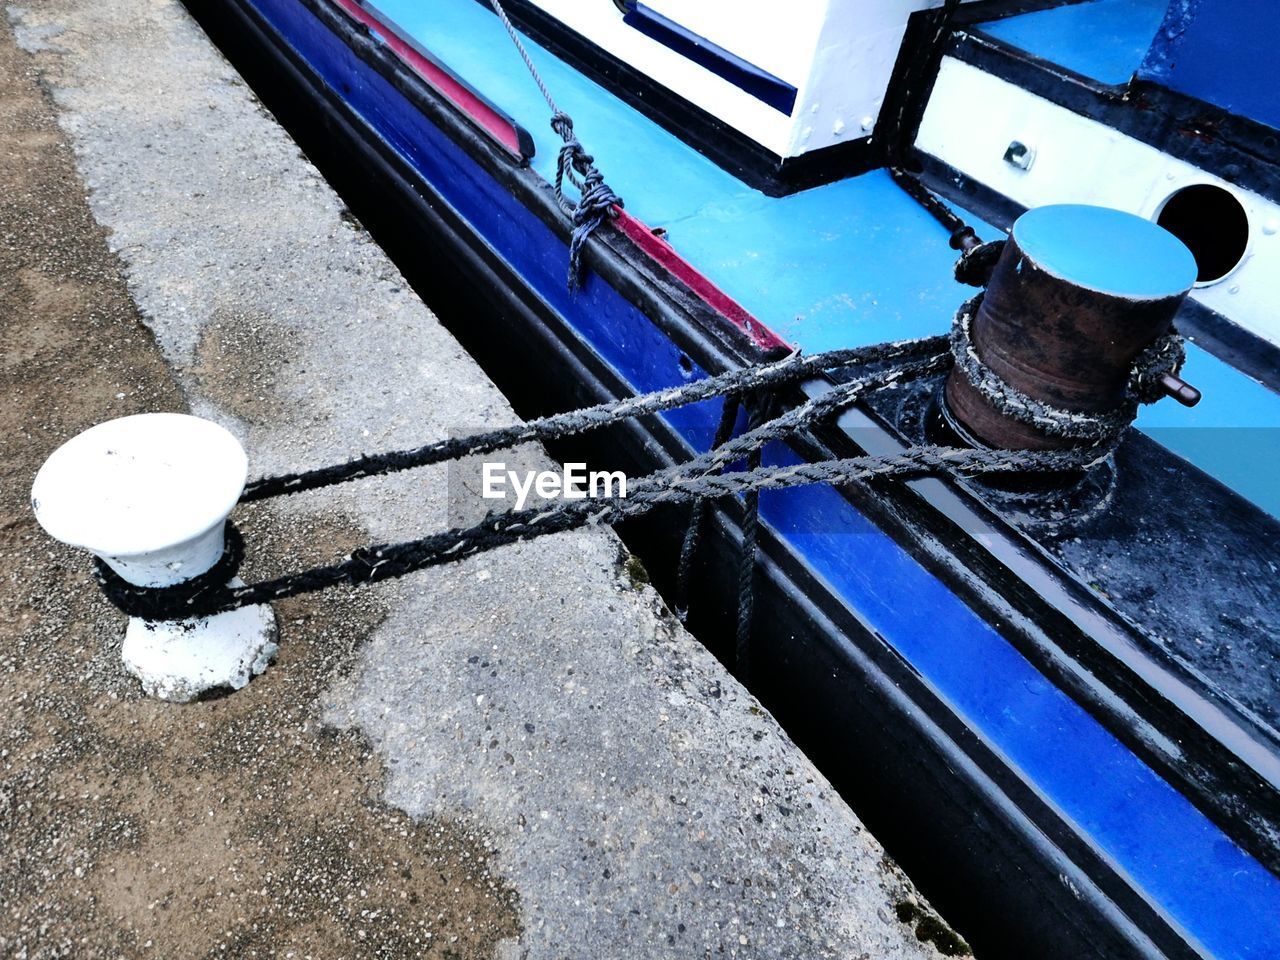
<box><xmin>31</xmin><ymin>413</ymin><xmax>276</xmax><ymax>702</ymax></box>
<box><xmin>943</xmin><ymin>204</ymin><xmax>1200</xmax><ymax>450</ymax></box>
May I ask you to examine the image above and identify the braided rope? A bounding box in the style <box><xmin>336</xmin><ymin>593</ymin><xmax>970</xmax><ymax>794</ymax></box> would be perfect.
<box><xmin>241</xmin><ymin>336</ymin><xmax>946</xmax><ymax>501</ymax></box>
<box><xmin>94</xmin><ymin>523</ymin><xmax>246</xmax><ymax>620</ymax></box>
<box><xmin>949</xmin><ymin>295</ymin><xmax>1185</xmax><ymax>442</ymax></box>
<box><xmin>486</xmin><ymin>0</ymin><xmax>622</xmax><ymax>290</ymax></box>
<box><xmin>734</xmin><ymin>393</ymin><xmax>781</xmax><ymax>677</ymax></box>
<box><xmin>96</xmin><ymin>439</ymin><xmax>1098</xmax><ymax>622</ymax></box>
<box><xmin>485</xmin><ymin>0</ymin><xmax>559</xmax><ymax>114</ymax></box>
<box><xmin>89</xmin><ymin>292</ymin><xmax>1185</xmax><ymax>625</ymax></box>
<box><xmin>736</xmin><ymin>452</ymin><xmax>761</xmax><ymax>675</ymax></box>
<box><xmin>674</xmin><ymin>393</ymin><xmax>741</xmax><ymax>621</ymax></box>
<box><xmin>100</xmin><ymin>350</ymin><xmax>959</xmax><ymax>621</ymax></box>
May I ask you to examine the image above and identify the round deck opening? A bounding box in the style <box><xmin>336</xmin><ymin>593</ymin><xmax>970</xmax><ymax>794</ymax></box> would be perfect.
<box><xmin>1156</xmin><ymin>184</ymin><xmax>1250</xmax><ymax>285</ymax></box>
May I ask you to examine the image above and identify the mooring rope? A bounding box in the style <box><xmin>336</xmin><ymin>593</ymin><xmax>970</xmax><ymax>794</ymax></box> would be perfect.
<box><xmin>96</xmin><ymin>439</ymin><xmax>1098</xmax><ymax>623</ymax></box>
<box><xmin>673</xmin><ymin>393</ymin><xmax>740</xmax><ymax>621</ymax></box>
<box><xmin>91</xmin><ymin>291</ymin><xmax>1184</xmax><ymax>627</ymax></box>
<box><xmin>241</xmin><ymin>336</ymin><xmax>945</xmax><ymax>501</ymax></box>
<box><xmin>485</xmin><ymin>0</ymin><xmax>623</xmax><ymax>290</ymax></box>
<box><xmin>91</xmin><ymin>333</ymin><xmax>1176</xmax><ymax>627</ymax></box>
<box><xmin>889</xmin><ymin>167</ymin><xmax>978</xmax><ymax>252</ymax></box>
<box><xmin>733</xmin><ymin>393</ymin><xmax>781</xmax><ymax>679</ymax></box>
<box><xmin>666</xmin><ymin>354</ymin><xmax>948</xmax><ymax>665</ymax></box>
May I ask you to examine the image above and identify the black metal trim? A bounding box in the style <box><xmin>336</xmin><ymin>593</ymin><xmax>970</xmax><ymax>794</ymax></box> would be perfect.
<box><xmin>618</xmin><ymin>2</ymin><xmax>797</xmax><ymax>115</ymax></box>
<box><xmin>950</xmin><ymin>0</ymin><xmax>1094</xmax><ymax>28</ymax></box>
<box><xmin>1177</xmin><ymin>299</ymin><xmax>1280</xmax><ymax>394</ymax></box>
<box><xmin>878</xmin><ymin>3</ymin><xmax>961</xmax><ymax>165</ymax></box>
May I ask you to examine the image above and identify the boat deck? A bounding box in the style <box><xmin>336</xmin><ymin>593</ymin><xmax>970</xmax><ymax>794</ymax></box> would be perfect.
<box><xmin>374</xmin><ymin>0</ymin><xmax>1280</xmax><ymax>519</ymax></box>
<box><xmin>274</xmin><ymin>6</ymin><xmax>1280</xmax><ymax>955</ymax></box>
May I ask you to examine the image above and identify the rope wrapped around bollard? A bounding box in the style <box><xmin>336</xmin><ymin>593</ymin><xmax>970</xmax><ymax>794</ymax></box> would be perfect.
<box><xmin>84</xmin><ymin>307</ymin><xmax>1184</xmax><ymax>625</ymax></box>
<box><xmin>93</xmin><ymin>522</ymin><xmax>247</xmax><ymax>620</ymax></box>
<box><xmin>949</xmin><ymin>294</ymin><xmax>1187</xmax><ymax>442</ymax></box>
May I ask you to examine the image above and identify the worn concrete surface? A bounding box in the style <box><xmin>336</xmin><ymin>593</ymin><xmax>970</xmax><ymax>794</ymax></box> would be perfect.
<box><xmin>0</xmin><ymin>13</ymin><xmax>522</xmax><ymax>958</ymax></box>
<box><xmin>3</xmin><ymin>0</ymin><xmax>965</xmax><ymax>956</ymax></box>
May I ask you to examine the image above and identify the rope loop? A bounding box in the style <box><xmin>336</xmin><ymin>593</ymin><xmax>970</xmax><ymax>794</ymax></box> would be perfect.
<box><xmin>94</xmin><ymin>522</ymin><xmax>245</xmax><ymax>622</ymax></box>
<box><xmin>949</xmin><ymin>294</ymin><xmax>1184</xmax><ymax>442</ymax></box>
<box><xmin>486</xmin><ymin>0</ymin><xmax>623</xmax><ymax>290</ymax></box>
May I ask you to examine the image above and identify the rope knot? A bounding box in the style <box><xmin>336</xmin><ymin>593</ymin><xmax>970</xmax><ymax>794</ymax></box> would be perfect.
<box><xmin>487</xmin><ymin>0</ymin><xmax>624</xmax><ymax>291</ymax></box>
<box><xmin>547</xmin><ymin>109</ymin><xmax>623</xmax><ymax>291</ymax></box>
<box><xmin>955</xmin><ymin>239</ymin><xmax>1006</xmax><ymax>287</ymax></box>
<box><xmin>549</xmin><ymin>109</ymin><xmax>575</xmax><ymax>141</ymax></box>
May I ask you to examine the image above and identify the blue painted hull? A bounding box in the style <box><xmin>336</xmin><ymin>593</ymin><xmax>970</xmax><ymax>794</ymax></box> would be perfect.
<box><xmin>182</xmin><ymin>1</ymin><xmax>1280</xmax><ymax>956</ymax></box>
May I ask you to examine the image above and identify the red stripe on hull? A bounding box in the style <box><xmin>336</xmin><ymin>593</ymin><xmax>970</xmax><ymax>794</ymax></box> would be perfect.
<box><xmin>332</xmin><ymin>0</ymin><xmax>792</xmax><ymax>356</ymax></box>
<box><xmin>333</xmin><ymin>0</ymin><xmax>525</xmax><ymax>157</ymax></box>
<box><xmin>613</xmin><ymin>209</ymin><xmax>792</xmax><ymax>354</ymax></box>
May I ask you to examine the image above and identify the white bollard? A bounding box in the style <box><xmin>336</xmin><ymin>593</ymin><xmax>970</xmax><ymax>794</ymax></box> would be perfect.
<box><xmin>31</xmin><ymin>413</ymin><xmax>277</xmax><ymax>702</ymax></box>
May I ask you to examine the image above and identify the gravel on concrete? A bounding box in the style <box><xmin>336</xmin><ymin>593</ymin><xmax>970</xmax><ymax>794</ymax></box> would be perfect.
<box><xmin>0</xmin><ymin>13</ymin><xmax>521</xmax><ymax>958</ymax></box>
<box><xmin>2</xmin><ymin>0</ymin><xmax>969</xmax><ymax>956</ymax></box>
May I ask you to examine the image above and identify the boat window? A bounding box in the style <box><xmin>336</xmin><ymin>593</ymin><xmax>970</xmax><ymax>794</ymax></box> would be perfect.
<box><xmin>1155</xmin><ymin>184</ymin><xmax>1250</xmax><ymax>285</ymax></box>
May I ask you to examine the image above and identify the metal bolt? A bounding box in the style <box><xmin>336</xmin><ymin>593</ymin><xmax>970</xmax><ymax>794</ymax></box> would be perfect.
<box><xmin>1159</xmin><ymin>373</ymin><xmax>1202</xmax><ymax>407</ymax></box>
<box><xmin>1003</xmin><ymin>141</ymin><xmax>1035</xmax><ymax>171</ymax></box>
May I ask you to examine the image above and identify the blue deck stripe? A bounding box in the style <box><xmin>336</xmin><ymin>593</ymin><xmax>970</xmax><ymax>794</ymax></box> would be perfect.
<box><xmin>249</xmin><ymin>1</ymin><xmax>1280</xmax><ymax>954</ymax></box>
<box><xmin>378</xmin><ymin>0</ymin><xmax>978</xmax><ymax>347</ymax></box>
<box><xmin>978</xmin><ymin>0</ymin><xmax>1169</xmax><ymax>87</ymax></box>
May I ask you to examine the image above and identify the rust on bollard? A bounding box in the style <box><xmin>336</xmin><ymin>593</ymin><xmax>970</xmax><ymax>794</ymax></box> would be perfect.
<box><xmin>944</xmin><ymin>205</ymin><xmax>1201</xmax><ymax>450</ymax></box>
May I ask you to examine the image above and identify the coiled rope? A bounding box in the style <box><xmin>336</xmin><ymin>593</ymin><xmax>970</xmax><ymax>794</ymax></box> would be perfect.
<box><xmin>486</xmin><ymin>0</ymin><xmax>622</xmax><ymax>290</ymax></box>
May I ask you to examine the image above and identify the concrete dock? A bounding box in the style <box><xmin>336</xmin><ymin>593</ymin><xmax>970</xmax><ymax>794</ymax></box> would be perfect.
<box><xmin>0</xmin><ymin>0</ymin><xmax>965</xmax><ymax>956</ymax></box>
